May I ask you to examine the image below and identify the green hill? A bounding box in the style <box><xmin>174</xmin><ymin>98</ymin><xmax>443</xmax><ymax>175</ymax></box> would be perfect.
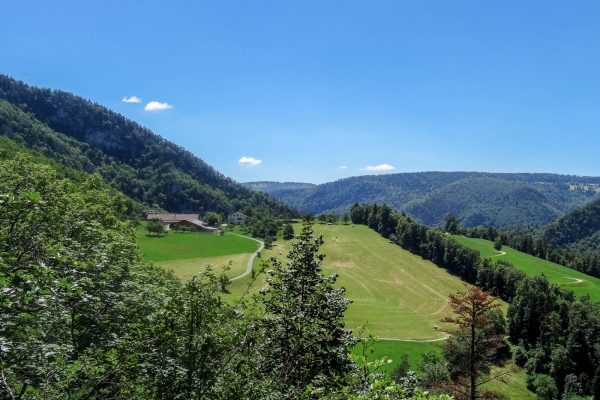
<box><xmin>267</xmin><ymin>172</ymin><xmax>599</xmax><ymax>228</ymax></box>
<box><xmin>0</xmin><ymin>75</ymin><xmax>299</xmax><ymax>217</ymax></box>
<box><xmin>450</xmin><ymin>235</ymin><xmax>600</xmax><ymax>301</ymax></box>
<box><xmin>540</xmin><ymin>198</ymin><xmax>600</xmax><ymax>253</ymax></box>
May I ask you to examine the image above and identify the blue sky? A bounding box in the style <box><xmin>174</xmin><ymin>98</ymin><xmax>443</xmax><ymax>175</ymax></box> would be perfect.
<box><xmin>2</xmin><ymin>1</ymin><xmax>600</xmax><ymax>184</ymax></box>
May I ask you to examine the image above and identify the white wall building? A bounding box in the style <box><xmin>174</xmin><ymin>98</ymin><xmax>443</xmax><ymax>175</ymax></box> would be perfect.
<box><xmin>228</xmin><ymin>212</ymin><xmax>248</xmax><ymax>225</ymax></box>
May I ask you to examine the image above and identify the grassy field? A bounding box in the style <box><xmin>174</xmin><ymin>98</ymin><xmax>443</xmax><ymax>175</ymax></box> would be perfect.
<box><xmin>354</xmin><ymin>339</ymin><xmax>534</xmax><ymax>398</ymax></box>
<box><xmin>136</xmin><ymin>224</ymin><xmax>533</xmax><ymax>397</ymax></box>
<box><xmin>450</xmin><ymin>235</ymin><xmax>600</xmax><ymax>301</ymax></box>
<box><xmin>137</xmin><ymin>228</ymin><xmax>259</xmax><ymax>280</ymax></box>
<box><xmin>227</xmin><ymin>223</ymin><xmax>470</xmax><ymax>340</ymax></box>
<box><xmin>353</xmin><ymin>339</ymin><xmax>442</xmax><ymax>373</ymax></box>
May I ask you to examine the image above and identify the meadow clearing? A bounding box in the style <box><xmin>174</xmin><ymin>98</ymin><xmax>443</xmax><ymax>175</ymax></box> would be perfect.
<box><xmin>136</xmin><ymin>227</ymin><xmax>259</xmax><ymax>280</ymax></box>
<box><xmin>450</xmin><ymin>235</ymin><xmax>600</xmax><ymax>301</ymax></box>
<box><xmin>228</xmin><ymin>223</ymin><xmax>469</xmax><ymax>340</ymax></box>
<box><xmin>137</xmin><ymin>223</ymin><xmax>533</xmax><ymax>397</ymax></box>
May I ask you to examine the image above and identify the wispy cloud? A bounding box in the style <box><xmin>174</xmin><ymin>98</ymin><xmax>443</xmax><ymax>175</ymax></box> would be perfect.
<box><xmin>338</xmin><ymin>166</ymin><xmax>348</xmax><ymax>169</ymax></box>
<box><xmin>239</xmin><ymin>157</ymin><xmax>262</xmax><ymax>167</ymax></box>
<box><xmin>360</xmin><ymin>164</ymin><xmax>395</xmax><ymax>171</ymax></box>
<box><xmin>122</xmin><ymin>96</ymin><xmax>142</xmax><ymax>103</ymax></box>
<box><xmin>144</xmin><ymin>101</ymin><xmax>173</xmax><ymax>111</ymax></box>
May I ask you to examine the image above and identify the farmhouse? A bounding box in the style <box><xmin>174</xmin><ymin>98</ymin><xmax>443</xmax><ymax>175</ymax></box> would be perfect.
<box><xmin>143</xmin><ymin>212</ymin><xmax>219</xmax><ymax>233</ymax></box>
<box><xmin>144</xmin><ymin>212</ymin><xmax>199</xmax><ymax>224</ymax></box>
<box><xmin>172</xmin><ymin>219</ymin><xmax>219</xmax><ymax>233</ymax></box>
<box><xmin>228</xmin><ymin>211</ymin><xmax>248</xmax><ymax>225</ymax></box>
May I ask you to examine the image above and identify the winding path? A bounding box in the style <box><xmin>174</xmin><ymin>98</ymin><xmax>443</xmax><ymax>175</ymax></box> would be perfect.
<box><xmin>566</xmin><ymin>277</ymin><xmax>584</xmax><ymax>284</ymax></box>
<box><xmin>489</xmin><ymin>250</ymin><xmax>506</xmax><ymax>257</ymax></box>
<box><xmin>229</xmin><ymin>234</ymin><xmax>264</xmax><ymax>281</ymax></box>
<box><xmin>378</xmin><ymin>336</ymin><xmax>448</xmax><ymax>342</ymax></box>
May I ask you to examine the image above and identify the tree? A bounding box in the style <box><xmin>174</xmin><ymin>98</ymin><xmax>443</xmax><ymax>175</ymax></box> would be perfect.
<box><xmin>533</xmin><ymin>374</ymin><xmax>559</xmax><ymax>400</ymax></box>
<box><xmin>258</xmin><ymin>223</ymin><xmax>357</xmax><ymax>393</ymax></box>
<box><xmin>146</xmin><ymin>217</ymin><xmax>167</xmax><ymax>236</ymax></box>
<box><xmin>390</xmin><ymin>354</ymin><xmax>411</xmax><ymax>383</ymax></box>
<box><xmin>203</xmin><ymin>211</ymin><xmax>221</xmax><ymax>227</ymax></box>
<box><xmin>317</xmin><ymin>213</ymin><xmax>327</xmax><ymax>224</ymax></box>
<box><xmin>283</xmin><ymin>222</ymin><xmax>295</xmax><ymax>240</ymax></box>
<box><xmin>302</xmin><ymin>212</ymin><xmax>314</xmax><ymax>222</ymax></box>
<box><xmin>342</xmin><ymin>212</ymin><xmax>350</xmax><ymax>224</ymax></box>
<box><xmin>445</xmin><ymin>214</ymin><xmax>460</xmax><ymax>234</ymax></box>
<box><xmin>242</xmin><ymin>205</ymin><xmax>254</xmax><ymax>218</ymax></box>
<box><xmin>419</xmin><ymin>351</ymin><xmax>450</xmax><ymax>387</ymax></box>
<box><xmin>440</xmin><ymin>285</ymin><xmax>507</xmax><ymax>400</ymax></box>
<box><xmin>494</xmin><ymin>236</ymin><xmax>502</xmax><ymax>251</ymax></box>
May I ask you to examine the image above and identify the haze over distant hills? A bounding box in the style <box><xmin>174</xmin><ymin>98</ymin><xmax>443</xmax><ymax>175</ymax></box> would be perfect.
<box><xmin>252</xmin><ymin>173</ymin><xmax>600</xmax><ymax>229</ymax></box>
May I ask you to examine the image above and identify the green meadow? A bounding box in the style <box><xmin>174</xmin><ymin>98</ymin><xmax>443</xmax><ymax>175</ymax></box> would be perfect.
<box><xmin>136</xmin><ymin>228</ymin><xmax>259</xmax><ymax>279</ymax></box>
<box><xmin>450</xmin><ymin>235</ymin><xmax>600</xmax><ymax>301</ymax></box>
<box><xmin>137</xmin><ymin>224</ymin><xmax>533</xmax><ymax>397</ymax></box>
<box><xmin>227</xmin><ymin>224</ymin><xmax>468</xmax><ymax>340</ymax></box>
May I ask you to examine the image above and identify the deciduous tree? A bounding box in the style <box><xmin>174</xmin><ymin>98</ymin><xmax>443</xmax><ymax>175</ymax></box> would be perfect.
<box><xmin>441</xmin><ymin>285</ymin><xmax>507</xmax><ymax>400</ymax></box>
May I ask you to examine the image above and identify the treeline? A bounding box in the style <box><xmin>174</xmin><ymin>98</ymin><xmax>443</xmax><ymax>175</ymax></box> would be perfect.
<box><xmin>463</xmin><ymin>225</ymin><xmax>600</xmax><ymax>279</ymax></box>
<box><xmin>0</xmin><ymin>156</ymin><xmax>447</xmax><ymax>399</ymax></box>
<box><xmin>0</xmin><ymin>75</ymin><xmax>299</xmax><ymax>217</ymax></box>
<box><xmin>351</xmin><ymin>202</ymin><xmax>600</xmax><ymax>398</ymax></box>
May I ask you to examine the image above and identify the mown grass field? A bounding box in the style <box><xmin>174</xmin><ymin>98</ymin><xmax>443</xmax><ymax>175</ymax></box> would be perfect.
<box><xmin>137</xmin><ymin>223</ymin><xmax>533</xmax><ymax>397</ymax></box>
<box><xmin>136</xmin><ymin>228</ymin><xmax>259</xmax><ymax>279</ymax></box>
<box><xmin>227</xmin><ymin>223</ymin><xmax>469</xmax><ymax>340</ymax></box>
<box><xmin>450</xmin><ymin>235</ymin><xmax>600</xmax><ymax>301</ymax></box>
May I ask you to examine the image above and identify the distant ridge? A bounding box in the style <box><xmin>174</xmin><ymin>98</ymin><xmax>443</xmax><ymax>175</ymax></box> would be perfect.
<box><xmin>264</xmin><ymin>173</ymin><xmax>600</xmax><ymax>229</ymax></box>
<box><xmin>242</xmin><ymin>181</ymin><xmax>316</xmax><ymax>194</ymax></box>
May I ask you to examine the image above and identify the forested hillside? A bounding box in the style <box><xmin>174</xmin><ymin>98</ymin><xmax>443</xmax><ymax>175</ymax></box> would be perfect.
<box><xmin>0</xmin><ymin>75</ymin><xmax>299</xmax><ymax>217</ymax></box>
<box><xmin>242</xmin><ymin>181</ymin><xmax>316</xmax><ymax>193</ymax></box>
<box><xmin>541</xmin><ymin>198</ymin><xmax>600</xmax><ymax>253</ymax></box>
<box><xmin>268</xmin><ymin>172</ymin><xmax>599</xmax><ymax>228</ymax></box>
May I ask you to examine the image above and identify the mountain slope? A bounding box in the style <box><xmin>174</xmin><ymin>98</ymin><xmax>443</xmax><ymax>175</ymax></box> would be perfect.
<box><xmin>266</xmin><ymin>172</ymin><xmax>599</xmax><ymax>228</ymax></box>
<box><xmin>405</xmin><ymin>177</ymin><xmax>573</xmax><ymax>228</ymax></box>
<box><xmin>0</xmin><ymin>75</ymin><xmax>299</xmax><ymax>217</ymax></box>
<box><xmin>541</xmin><ymin>199</ymin><xmax>600</xmax><ymax>253</ymax></box>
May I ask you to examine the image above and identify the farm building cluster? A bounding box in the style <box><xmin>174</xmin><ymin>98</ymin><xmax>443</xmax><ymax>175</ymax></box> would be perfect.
<box><xmin>142</xmin><ymin>211</ymin><xmax>249</xmax><ymax>232</ymax></box>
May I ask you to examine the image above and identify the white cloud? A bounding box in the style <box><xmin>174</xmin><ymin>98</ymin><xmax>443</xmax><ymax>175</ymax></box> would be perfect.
<box><xmin>239</xmin><ymin>157</ymin><xmax>262</xmax><ymax>167</ymax></box>
<box><xmin>360</xmin><ymin>164</ymin><xmax>395</xmax><ymax>171</ymax></box>
<box><xmin>122</xmin><ymin>95</ymin><xmax>142</xmax><ymax>103</ymax></box>
<box><xmin>144</xmin><ymin>101</ymin><xmax>173</xmax><ymax>111</ymax></box>
<box><xmin>338</xmin><ymin>166</ymin><xmax>348</xmax><ymax>169</ymax></box>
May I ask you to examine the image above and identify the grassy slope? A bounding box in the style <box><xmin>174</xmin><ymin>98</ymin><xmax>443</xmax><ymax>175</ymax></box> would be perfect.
<box><xmin>228</xmin><ymin>224</ymin><xmax>469</xmax><ymax>340</ymax></box>
<box><xmin>136</xmin><ymin>229</ymin><xmax>259</xmax><ymax>279</ymax></box>
<box><xmin>451</xmin><ymin>235</ymin><xmax>600</xmax><ymax>301</ymax></box>
<box><xmin>136</xmin><ymin>224</ymin><xmax>533</xmax><ymax>397</ymax></box>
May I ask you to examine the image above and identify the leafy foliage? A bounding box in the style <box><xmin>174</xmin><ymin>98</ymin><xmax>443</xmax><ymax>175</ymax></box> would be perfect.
<box><xmin>258</xmin><ymin>224</ymin><xmax>358</xmax><ymax>393</ymax></box>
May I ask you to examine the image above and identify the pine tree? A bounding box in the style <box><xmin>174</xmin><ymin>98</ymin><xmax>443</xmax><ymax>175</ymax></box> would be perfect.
<box><xmin>258</xmin><ymin>223</ymin><xmax>357</xmax><ymax>393</ymax></box>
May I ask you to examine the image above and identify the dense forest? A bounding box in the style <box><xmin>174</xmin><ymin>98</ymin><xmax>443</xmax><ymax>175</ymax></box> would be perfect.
<box><xmin>0</xmin><ymin>75</ymin><xmax>299</xmax><ymax>217</ymax></box>
<box><xmin>267</xmin><ymin>173</ymin><xmax>599</xmax><ymax>229</ymax></box>
<box><xmin>350</xmin><ymin>202</ymin><xmax>600</xmax><ymax>398</ymax></box>
<box><xmin>540</xmin><ymin>198</ymin><xmax>600</xmax><ymax>253</ymax></box>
